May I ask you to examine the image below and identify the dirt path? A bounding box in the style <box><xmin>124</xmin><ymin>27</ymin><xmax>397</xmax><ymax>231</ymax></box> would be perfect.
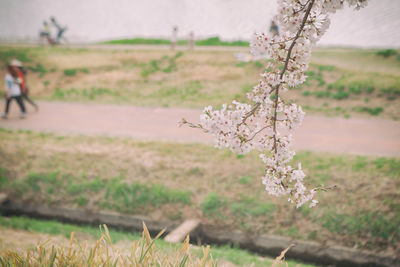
<box><xmin>1</xmin><ymin>101</ymin><xmax>399</xmax><ymax>157</ymax></box>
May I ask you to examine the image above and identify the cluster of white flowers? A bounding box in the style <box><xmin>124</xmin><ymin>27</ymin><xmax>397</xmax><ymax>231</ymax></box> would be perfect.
<box><xmin>187</xmin><ymin>0</ymin><xmax>367</xmax><ymax>208</ymax></box>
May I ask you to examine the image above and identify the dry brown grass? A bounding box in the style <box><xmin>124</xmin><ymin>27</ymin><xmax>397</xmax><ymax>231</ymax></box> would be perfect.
<box><xmin>311</xmin><ymin>48</ymin><xmax>400</xmax><ymax>76</ymax></box>
<box><xmin>2</xmin><ymin>45</ymin><xmax>398</xmax><ymax>118</ymax></box>
<box><xmin>0</xmin><ymin>223</ymin><xmax>220</xmax><ymax>267</ymax></box>
<box><xmin>0</xmin><ymin>217</ymin><xmax>299</xmax><ymax>267</ymax></box>
<box><xmin>0</xmin><ymin>130</ymin><xmax>398</xmax><ymax>255</ymax></box>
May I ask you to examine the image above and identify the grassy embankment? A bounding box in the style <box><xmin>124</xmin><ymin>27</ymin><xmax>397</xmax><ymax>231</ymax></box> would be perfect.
<box><xmin>101</xmin><ymin>36</ymin><xmax>250</xmax><ymax>47</ymax></box>
<box><xmin>0</xmin><ymin>46</ymin><xmax>399</xmax><ymax>119</ymax></box>
<box><xmin>0</xmin><ymin>129</ymin><xmax>399</xmax><ymax>255</ymax></box>
<box><xmin>0</xmin><ymin>215</ymin><xmax>313</xmax><ymax>266</ymax></box>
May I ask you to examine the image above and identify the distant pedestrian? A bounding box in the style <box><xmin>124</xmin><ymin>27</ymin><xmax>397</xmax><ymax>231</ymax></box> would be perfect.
<box><xmin>11</xmin><ymin>59</ymin><xmax>38</xmax><ymax>111</ymax></box>
<box><xmin>188</xmin><ymin>31</ymin><xmax>195</xmax><ymax>50</ymax></box>
<box><xmin>171</xmin><ymin>26</ymin><xmax>178</xmax><ymax>51</ymax></box>
<box><xmin>39</xmin><ymin>21</ymin><xmax>55</xmax><ymax>45</ymax></box>
<box><xmin>2</xmin><ymin>64</ymin><xmax>26</xmax><ymax>119</ymax></box>
<box><xmin>50</xmin><ymin>16</ymin><xmax>68</xmax><ymax>44</ymax></box>
<box><xmin>269</xmin><ymin>21</ymin><xmax>279</xmax><ymax>37</ymax></box>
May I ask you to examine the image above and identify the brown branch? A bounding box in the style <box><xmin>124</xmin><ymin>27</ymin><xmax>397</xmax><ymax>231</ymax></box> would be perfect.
<box><xmin>293</xmin><ymin>0</ymin><xmax>312</xmax><ymax>14</ymax></box>
<box><xmin>272</xmin><ymin>0</ymin><xmax>315</xmax><ymax>154</ymax></box>
<box><xmin>246</xmin><ymin>125</ymin><xmax>269</xmax><ymax>142</ymax></box>
<box><xmin>184</xmin><ymin>0</ymin><xmax>316</xmax><ymax>149</ymax></box>
<box><xmin>279</xmin><ymin>1</ymin><xmax>314</xmax><ymax>80</ymax></box>
<box><xmin>298</xmin><ymin>0</ymin><xmax>311</xmax><ymax>7</ymax></box>
<box><xmin>314</xmin><ymin>185</ymin><xmax>337</xmax><ymax>192</ymax></box>
<box><xmin>240</xmin><ymin>102</ymin><xmax>261</xmax><ymax>125</ymax></box>
<box><xmin>269</xmin><ymin>36</ymin><xmax>296</xmax><ymax>45</ymax></box>
<box><xmin>239</xmin><ymin>85</ymin><xmax>278</xmax><ymax>127</ymax></box>
<box><xmin>179</xmin><ymin>118</ymin><xmax>207</xmax><ymax>132</ymax></box>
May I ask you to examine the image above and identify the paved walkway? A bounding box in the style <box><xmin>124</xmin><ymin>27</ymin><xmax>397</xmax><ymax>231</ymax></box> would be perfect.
<box><xmin>1</xmin><ymin>101</ymin><xmax>399</xmax><ymax>157</ymax></box>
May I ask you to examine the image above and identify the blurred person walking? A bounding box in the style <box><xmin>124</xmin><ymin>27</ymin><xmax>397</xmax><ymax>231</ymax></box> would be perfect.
<box><xmin>39</xmin><ymin>21</ymin><xmax>55</xmax><ymax>45</ymax></box>
<box><xmin>188</xmin><ymin>31</ymin><xmax>195</xmax><ymax>50</ymax></box>
<box><xmin>171</xmin><ymin>26</ymin><xmax>178</xmax><ymax>51</ymax></box>
<box><xmin>50</xmin><ymin>16</ymin><xmax>68</xmax><ymax>44</ymax></box>
<box><xmin>2</xmin><ymin>64</ymin><xmax>26</xmax><ymax>119</ymax></box>
<box><xmin>11</xmin><ymin>59</ymin><xmax>38</xmax><ymax>111</ymax></box>
<box><xmin>269</xmin><ymin>21</ymin><xmax>279</xmax><ymax>37</ymax></box>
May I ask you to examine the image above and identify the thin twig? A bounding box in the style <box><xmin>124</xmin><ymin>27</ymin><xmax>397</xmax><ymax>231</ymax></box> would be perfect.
<box><xmin>293</xmin><ymin>0</ymin><xmax>312</xmax><ymax>14</ymax></box>
<box><xmin>269</xmin><ymin>36</ymin><xmax>296</xmax><ymax>45</ymax></box>
<box><xmin>240</xmin><ymin>102</ymin><xmax>261</xmax><ymax>125</ymax></box>
<box><xmin>246</xmin><ymin>125</ymin><xmax>270</xmax><ymax>142</ymax></box>
<box><xmin>179</xmin><ymin>118</ymin><xmax>207</xmax><ymax>131</ymax></box>
<box><xmin>314</xmin><ymin>185</ymin><xmax>337</xmax><ymax>192</ymax></box>
<box><xmin>239</xmin><ymin>86</ymin><xmax>277</xmax><ymax>126</ymax></box>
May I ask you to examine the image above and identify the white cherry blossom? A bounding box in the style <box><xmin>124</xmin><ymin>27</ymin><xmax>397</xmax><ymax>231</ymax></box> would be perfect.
<box><xmin>183</xmin><ymin>0</ymin><xmax>368</xmax><ymax>208</ymax></box>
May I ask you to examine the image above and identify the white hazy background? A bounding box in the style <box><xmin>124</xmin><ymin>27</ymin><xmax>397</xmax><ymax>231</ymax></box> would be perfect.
<box><xmin>0</xmin><ymin>0</ymin><xmax>399</xmax><ymax>48</ymax></box>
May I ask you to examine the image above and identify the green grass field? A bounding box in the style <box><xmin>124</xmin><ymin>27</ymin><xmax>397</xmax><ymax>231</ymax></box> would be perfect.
<box><xmin>102</xmin><ymin>36</ymin><xmax>250</xmax><ymax>47</ymax></box>
<box><xmin>0</xmin><ymin>45</ymin><xmax>399</xmax><ymax>119</ymax></box>
<box><xmin>0</xmin><ymin>44</ymin><xmax>399</xmax><ymax>261</ymax></box>
<box><xmin>0</xmin><ymin>129</ymin><xmax>398</xmax><ymax>255</ymax></box>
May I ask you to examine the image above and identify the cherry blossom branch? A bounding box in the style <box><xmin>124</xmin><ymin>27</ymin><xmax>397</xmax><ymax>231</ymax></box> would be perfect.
<box><xmin>246</xmin><ymin>125</ymin><xmax>270</xmax><ymax>142</ymax></box>
<box><xmin>272</xmin><ymin>0</ymin><xmax>315</xmax><ymax>153</ymax></box>
<box><xmin>269</xmin><ymin>36</ymin><xmax>297</xmax><ymax>45</ymax></box>
<box><xmin>179</xmin><ymin>118</ymin><xmax>206</xmax><ymax>131</ymax></box>
<box><xmin>242</xmin><ymin>0</ymin><xmax>314</xmax><ymax>143</ymax></box>
<box><xmin>181</xmin><ymin>0</ymin><xmax>368</xmax><ymax>208</ymax></box>
<box><xmin>239</xmin><ymin>86</ymin><xmax>277</xmax><ymax>127</ymax></box>
<box><xmin>280</xmin><ymin>0</ymin><xmax>315</xmax><ymax>80</ymax></box>
<box><xmin>240</xmin><ymin>102</ymin><xmax>261</xmax><ymax>125</ymax></box>
<box><xmin>293</xmin><ymin>0</ymin><xmax>312</xmax><ymax>14</ymax></box>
